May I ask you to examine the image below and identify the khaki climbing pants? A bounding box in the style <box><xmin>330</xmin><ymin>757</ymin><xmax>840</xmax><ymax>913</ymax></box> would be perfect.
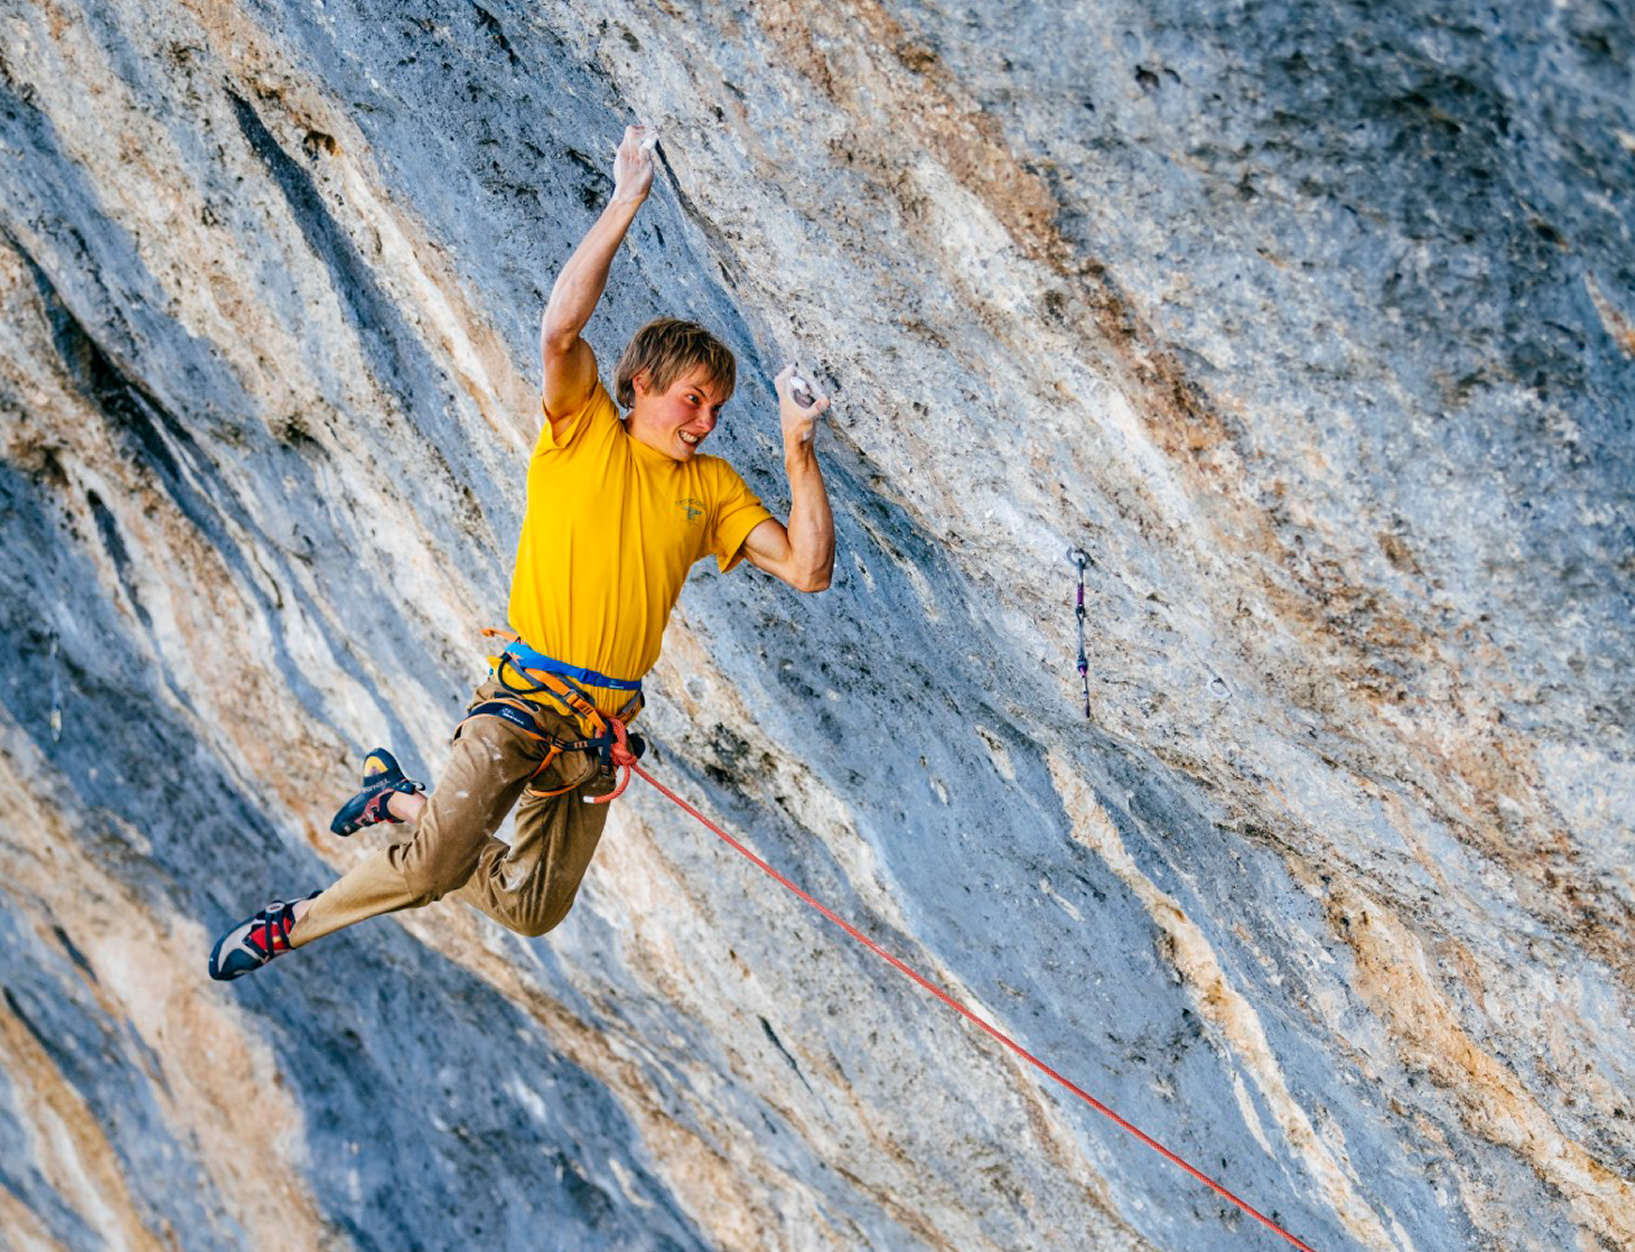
<box><xmin>291</xmin><ymin>679</ymin><xmax>616</xmax><ymax>947</ymax></box>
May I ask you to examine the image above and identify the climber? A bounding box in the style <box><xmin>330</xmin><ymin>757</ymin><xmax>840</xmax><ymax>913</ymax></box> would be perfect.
<box><xmin>209</xmin><ymin>121</ymin><xmax>835</xmax><ymax>980</ymax></box>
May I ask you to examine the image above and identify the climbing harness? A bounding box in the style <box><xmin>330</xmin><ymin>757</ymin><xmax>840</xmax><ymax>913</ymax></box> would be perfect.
<box><xmin>461</xmin><ymin>629</ymin><xmax>646</xmax><ymax>800</ymax></box>
<box><xmin>592</xmin><ymin>727</ymin><xmax>1320</xmax><ymax>1252</ymax></box>
<box><xmin>1068</xmin><ymin>547</ymin><xmax>1092</xmax><ymax>719</ymax></box>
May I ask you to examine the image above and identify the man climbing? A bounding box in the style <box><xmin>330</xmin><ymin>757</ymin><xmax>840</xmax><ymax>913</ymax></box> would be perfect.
<box><xmin>209</xmin><ymin>122</ymin><xmax>834</xmax><ymax>980</ymax></box>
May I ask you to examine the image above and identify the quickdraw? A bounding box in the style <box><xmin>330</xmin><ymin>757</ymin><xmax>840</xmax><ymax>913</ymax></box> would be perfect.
<box><xmin>1068</xmin><ymin>548</ymin><xmax>1092</xmax><ymax>719</ymax></box>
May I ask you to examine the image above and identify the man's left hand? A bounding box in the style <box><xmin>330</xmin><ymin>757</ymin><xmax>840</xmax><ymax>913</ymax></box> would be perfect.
<box><xmin>775</xmin><ymin>363</ymin><xmax>829</xmax><ymax>455</ymax></box>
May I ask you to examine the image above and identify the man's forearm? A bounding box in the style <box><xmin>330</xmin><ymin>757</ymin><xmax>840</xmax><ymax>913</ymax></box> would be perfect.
<box><xmin>782</xmin><ymin>447</ymin><xmax>835</xmax><ymax>592</ymax></box>
<box><xmin>542</xmin><ymin>196</ymin><xmax>643</xmax><ymax>345</ymax></box>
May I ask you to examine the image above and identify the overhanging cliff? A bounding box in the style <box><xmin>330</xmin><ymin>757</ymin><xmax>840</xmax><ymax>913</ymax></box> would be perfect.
<box><xmin>0</xmin><ymin>1</ymin><xmax>1630</xmax><ymax>1249</ymax></box>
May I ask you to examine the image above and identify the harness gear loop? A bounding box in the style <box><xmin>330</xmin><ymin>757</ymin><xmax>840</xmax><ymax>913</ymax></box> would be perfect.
<box><xmin>1068</xmin><ymin>548</ymin><xmax>1091</xmax><ymax>719</ymax></box>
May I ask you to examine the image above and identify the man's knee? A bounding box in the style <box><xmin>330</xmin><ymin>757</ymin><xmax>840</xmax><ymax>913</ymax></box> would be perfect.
<box><xmin>508</xmin><ymin>894</ymin><xmax>579</xmax><ymax>939</ymax></box>
<box><xmin>394</xmin><ymin>843</ymin><xmax>482</xmax><ymax>905</ymax></box>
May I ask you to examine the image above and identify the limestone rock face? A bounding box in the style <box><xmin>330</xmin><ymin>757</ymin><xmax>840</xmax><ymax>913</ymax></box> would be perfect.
<box><xmin>1</xmin><ymin>1</ymin><xmax>1630</xmax><ymax>1249</ymax></box>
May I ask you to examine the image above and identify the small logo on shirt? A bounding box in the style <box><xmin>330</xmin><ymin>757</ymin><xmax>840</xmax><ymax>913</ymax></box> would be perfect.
<box><xmin>675</xmin><ymin>497</ymin><xmax>705</xmax><ymax>523</ymax></box>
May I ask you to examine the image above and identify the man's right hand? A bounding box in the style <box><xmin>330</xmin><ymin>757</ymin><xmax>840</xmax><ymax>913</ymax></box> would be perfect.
<box><xmin>540</xmin><ymin>120</ymin><xmax>658</xmax><ymax>430</ymax></box>
<box><xmin>612</xmin><ymin>124</ymin><xmax>657</xmax><ymax>205</ymax></box>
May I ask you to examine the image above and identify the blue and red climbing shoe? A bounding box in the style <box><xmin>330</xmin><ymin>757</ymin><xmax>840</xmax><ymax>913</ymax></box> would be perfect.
<box><xmin>207</xmin><ymin>892</ymin><xmax>319</xmax><ymax>982</ymax></box>
<box><xmin>329</xmin><ymin>748</ymin><xmax>425</xmax><ymax>837</ymax></box>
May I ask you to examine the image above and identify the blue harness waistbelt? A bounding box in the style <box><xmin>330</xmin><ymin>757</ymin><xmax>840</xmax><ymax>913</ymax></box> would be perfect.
<box><xmin>501</xmin><ymin>639</ymin><xmax>643</xmax><ymax>693</ymax></box>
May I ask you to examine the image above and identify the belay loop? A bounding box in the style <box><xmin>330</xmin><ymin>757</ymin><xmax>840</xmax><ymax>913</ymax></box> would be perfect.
<box><xmin>1068</xmin><ymin>547</ymin><xmax>1091</xmax><ymax>719</ymax></box>
<box><xmin>586</xmin><ymin>717</ymin><xmax>643</xmax><ymax>805</ymax></box>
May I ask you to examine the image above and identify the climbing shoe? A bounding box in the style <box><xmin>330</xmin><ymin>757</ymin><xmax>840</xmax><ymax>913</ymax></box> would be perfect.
<box><xmin>329</xmin><ymin>748</ymin><xmax>425</xmax><ymax>837</ymax></box>
<box><xmin>207</xmin><ymin>893</ymin><xmax>318</xmax><ymax>982</ymax></box>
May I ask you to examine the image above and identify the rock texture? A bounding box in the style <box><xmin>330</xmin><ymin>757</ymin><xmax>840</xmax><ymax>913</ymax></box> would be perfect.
<box><xmin>1</xmin><ymin>1</ymin><xmax>1631</xmax><ymax>1249</ymax></box>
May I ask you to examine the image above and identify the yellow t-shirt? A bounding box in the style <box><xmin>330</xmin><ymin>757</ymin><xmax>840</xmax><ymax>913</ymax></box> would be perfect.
<box><xmin>507</xmin><ymin>380</ymin><xmax>773</xmax><ymax>715</ymax></box>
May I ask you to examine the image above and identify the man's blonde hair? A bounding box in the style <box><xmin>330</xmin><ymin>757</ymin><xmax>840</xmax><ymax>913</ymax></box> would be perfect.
<box><xmin>613</xmin><ymin>318</ymin><xmax>737</xmax><ymax>410</ymax></box>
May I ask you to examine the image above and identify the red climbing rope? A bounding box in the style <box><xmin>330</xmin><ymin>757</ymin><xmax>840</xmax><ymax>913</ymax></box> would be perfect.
<box><xmin>601</xmin><ymin>725</ymin><xmax>1320</xmax><ymax>1252</ymax></box>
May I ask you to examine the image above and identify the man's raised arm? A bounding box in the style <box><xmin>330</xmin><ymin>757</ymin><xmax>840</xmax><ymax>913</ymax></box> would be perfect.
<box><xmin>539</xmin><ymin>123</ymin><xmax>656</xmax><ymax>430</ymax></box>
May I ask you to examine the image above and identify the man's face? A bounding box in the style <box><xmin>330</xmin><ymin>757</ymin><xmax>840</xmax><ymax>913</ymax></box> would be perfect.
<box><xmin>629</xmin><ymin>366</ymin><xmax>730</xmax><ymax>462</ymax></box>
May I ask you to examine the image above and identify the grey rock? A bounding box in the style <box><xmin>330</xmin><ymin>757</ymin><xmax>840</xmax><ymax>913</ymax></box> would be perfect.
<box><xmin>0</xmin><ymin>0</ymin><xmax>1629</xmax><ymax>1250</ymax></box>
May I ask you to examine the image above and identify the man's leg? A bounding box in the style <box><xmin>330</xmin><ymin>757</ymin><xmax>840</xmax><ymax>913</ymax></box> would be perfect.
<box><xmin>288</xmin><ymin>703</ymin><xmax>547</xmax><ymax>948</ymax></box>
<box><xmin>449</xmin><ymin>746</ymin><xmax>615</xmax><ymax>938</ymax></box>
